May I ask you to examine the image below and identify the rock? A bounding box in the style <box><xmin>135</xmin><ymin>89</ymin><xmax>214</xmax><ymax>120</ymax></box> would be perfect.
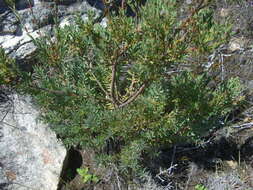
<box><xmin>16</xmin><ymin>0</ymin><xmax>35</xmax><ymax>10</ymax></box>
<box><xmin>186</xmin><ymin>0</ymin><xmax>192</xmax><ymax>4</ymax></box>
<box><xmin>86</xmin><ymin>0</ymin><xmax>105</xmax><ymax>10</ymax></box>
<box><xmin>0</xmin><ymin>0</ymin><xmax>101</xmax><ymax>62</ymax></box>
<box><xmin>0</xmin><ymin>0</ymin><xmax>35</xmax><ymax>14</ymax></box>
<box><xmin>0</xmin><ymin>0</ymin><xmax>9</xmax><ymax>14</ymax></box>
<box><xmin>220</xmin><ymin>8</ymin><xmax>230</xmax><ymax>17</ymax></box>
<box><xmin>228</xmin><ymin>37</ymin><xmax>249</xmax><ymax>52</ymax></box>
<box><xmin>0</xmin><ymin>92</ymin><xmax>66</xmax><ymax>190</ymax></box>
<box><xmin>40</xmin><ymin>0</ymin><xmax>78</xmax><ymax>5</ymax></box>
<box><xmin>223</xmin><ymin>160</ymin><xmax>238</xmax><ymax>169</ymax></box>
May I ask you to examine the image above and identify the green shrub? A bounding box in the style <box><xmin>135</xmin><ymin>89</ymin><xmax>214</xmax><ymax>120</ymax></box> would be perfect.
<box><xmin>0</xmin><ymin>47</ymin><xmax>17</xmax><ymax>85</ymax></box>
<box><xmin>195</xmin><ymin>184</ymin><xmax>208</xmax><ymax>190</ymax></box>
<box><xmin>77</xmin><ymin>167</ymin><xmax>99</xmax><ymax>184</ymax></box>
<box><xmin>162</xmin><ymin>72</ymin><xmax>243</xmax><ymax>143</ymax></box>
<box><xmin>15</xmin><ymin>0</ymin><xmax>243</xmax><ymax>177</ymax></box>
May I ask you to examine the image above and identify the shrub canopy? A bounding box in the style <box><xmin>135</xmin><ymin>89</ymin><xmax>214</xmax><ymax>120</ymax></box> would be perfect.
<box><xmin>1</xmin><ymin>0</ymin><xmax>244</xmax><ymax>176</ymax></box>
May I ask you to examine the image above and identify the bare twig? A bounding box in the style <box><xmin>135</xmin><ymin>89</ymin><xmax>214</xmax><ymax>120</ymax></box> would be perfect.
<box><xmin>0</xmin><ymin>120</ymin><xmax>20</xmax><ymax>130</ymax></box>
<box><xmin>108</xmin><ymin>163</ymin><xmax>122</xmax><ymax>190</ymax></box>
<box><xmin>232</xmin><ymin>122</ymin><xmax>253</xmax><ymax>128</ymax></box>
<box><xmin>118</xmin><ymin>82</ymin><xmax>148</xmax><ymax>108</ymax></box>
<box><xmin>90</xmin><ymin>72</ymin><xmax>111</xmax><ymax>99</ymax></box>
<box><xmin>232</xmin><ymin>122</ymin><xmax>253</xmax><ymax>132</ymax></box>
<box><xmin>155</xmin><ymin>164</ymin><xmax>178</xmax><ymax>183</ymax></box>
<box><xmin>110</xmin><ymin>61</ymin><xmax>119</xmax><ymax>107</ymax></box>
<box><xmin>154</xmin><ymin>146</ymin><xmax>177</xmax><ymax>184</ymax></box>
<box><xmin>169</xmin><ymin>145</ymin><xmax>177</xmax><ymax>175</ymax></box>
<box><xmin>110</xmin><ymin>44</ymin><xmax>131</xmax><ymax>107</ymax></box>
<box><xmin>0</xmin><ymin>106</ymin><xmax>10</xmax><ymax>123</ymax></box>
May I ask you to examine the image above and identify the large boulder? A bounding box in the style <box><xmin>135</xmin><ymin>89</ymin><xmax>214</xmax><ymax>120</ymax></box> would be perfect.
<box><xmin>0</xmin><ymin>92</ymin><xmax>66</xmax><ymax>190</ymax></box>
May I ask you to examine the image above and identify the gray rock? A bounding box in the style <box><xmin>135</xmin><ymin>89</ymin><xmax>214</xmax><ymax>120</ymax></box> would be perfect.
<box><xmin>0</xmin><ymin>0</ymin><xmax>35</xmax><ymax>14</ymax></box>
<box><xmin>0</xmin><ymin>0</ymin><xmax>101</xmax><ymax>62</ymax></box>
<box><xmin>16</xmin><ymin>0</ymin><xmax>35</xmax><ymax>10</ymax></box>
<box><xmin>0</xmin><ymin>93</ymin><xmax>66</xmax><ymax>190</ymax></box>
<box><xmin>0</xmin><ymin>0</ymin><xmax>9</xmax><ymax>14</ymax></box>
<box><xmin>40</xmin><ymin>0</ymin><xmax>80</xmax><ymax>5</ymax></box>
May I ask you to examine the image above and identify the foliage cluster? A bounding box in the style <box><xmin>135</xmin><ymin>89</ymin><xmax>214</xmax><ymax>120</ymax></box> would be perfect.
<box><xmin>0</xmin><ymin>47</ymin><xmax>17</xmax><ymax>85</ymax></box>
<box><xmin>195</xmin><ymin>184</ymin><xmax>208</xmax><ymax>190</ymax></box>
<box><xmin>77</xmin><ymin>167</ymin><xmax>99</xmax><ymax>184</ymax></box>
<box><xmin>1</xmin><ymin>0</ymin><xmax>244</xmax><ymax>178</ymax></box>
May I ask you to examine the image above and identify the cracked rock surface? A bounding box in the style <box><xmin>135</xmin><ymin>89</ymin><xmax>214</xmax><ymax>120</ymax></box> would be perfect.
<box><xmin>0</xmin><ymin>0</ymin><xmax>101</xmax><ymax>62</ymax></box>
<box><xmin>0</xmin><ymin>93</ymin><xmax>66</xmax><ymax>190</ymax></box>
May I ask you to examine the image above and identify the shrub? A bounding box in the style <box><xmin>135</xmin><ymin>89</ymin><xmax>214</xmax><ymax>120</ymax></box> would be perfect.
<box><xmin>14</xmin><ymin>0</ymin><xmax>243</xmax><ymax>178</ymax></box>
<box><xmin>77</xmin><ymin>167</ymin><xmax>99</xmax><ymax>184</ymax></box>
<box><xmin>163</xmin><ymin>72</ymin><xmax>243</xmax><ymax>143</ymax></box>
<box><xmin>0</xmin><ymin>47</ymin><xmax>17</xmax><ymax>85</ymax></box>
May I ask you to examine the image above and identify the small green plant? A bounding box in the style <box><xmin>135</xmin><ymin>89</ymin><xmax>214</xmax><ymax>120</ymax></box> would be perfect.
<box><xmin>77</xmin><ymin>167</ymin><xmax>99</xmax><ymax>184</ymax></box>
<box><xmin>0</xmin><ymin>47</ymin><xmax>17</xmax><ymax>85</ymax></box>
<box><xmin>195</xmin><ymin>184</ymin><xmax>208</xmax><ymax>190</ymax></box>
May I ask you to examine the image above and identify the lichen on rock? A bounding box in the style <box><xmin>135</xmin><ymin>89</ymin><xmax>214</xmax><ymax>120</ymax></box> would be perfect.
<box><xmin>0</xmin><ymin>92</ymin><xmax>66</xmax><ymax>190</ymax></box>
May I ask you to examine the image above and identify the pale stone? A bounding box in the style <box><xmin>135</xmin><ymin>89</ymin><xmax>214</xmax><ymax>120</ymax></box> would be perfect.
<box><xmin>220</xmin><ymin>8</ymin><xmax>230</xmax><ymax>17</ymax></box>
<box><xmin>0</xmin><ymin>94</ymin><xmax>66</xmax><ymax>190</ymax></box>
<box><xmin>0</xmin><ymin>0</ymin><xmax>101</xmax><ymax>62</ymax></box>
<box><xmin>228</xmin><ymin>37</ymin><xmax>248</xmax><ymax>52</ymax></box>
<box><xmin>224</xmin><ymin>160</ymin><xmax>238</xmax><ymax>169</ymax></box>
